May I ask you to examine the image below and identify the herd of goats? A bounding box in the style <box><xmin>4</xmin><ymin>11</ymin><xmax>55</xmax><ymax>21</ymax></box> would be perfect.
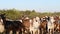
<box><xmin>0</xmin><ymin>14</ymin><xmax>60</xmax><ymax>34</ymax></box>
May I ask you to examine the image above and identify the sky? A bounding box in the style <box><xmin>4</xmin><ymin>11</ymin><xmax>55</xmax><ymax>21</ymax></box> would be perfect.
<box><xmin>0</xmin><ymin>0</ymin><xmax>60</xmax><ymax>12</ymax></box>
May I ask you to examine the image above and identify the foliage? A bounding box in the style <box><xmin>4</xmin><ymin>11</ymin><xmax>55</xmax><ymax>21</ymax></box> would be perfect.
<box><xmin>0</xmin><ymin>9</ymin><xmax>60</xmax><ymax>20</ymax></box>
